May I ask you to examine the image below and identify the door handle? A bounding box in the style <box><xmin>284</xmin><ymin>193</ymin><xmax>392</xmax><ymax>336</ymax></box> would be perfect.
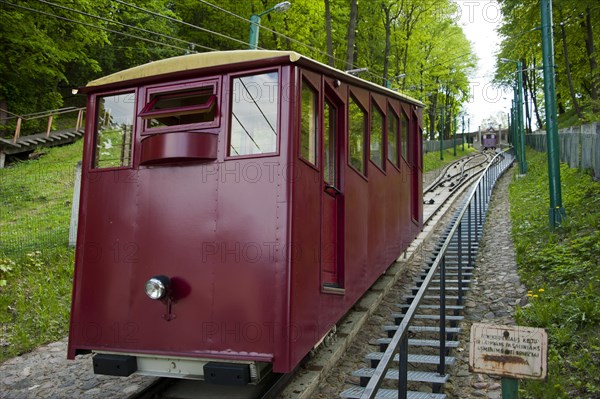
<box><xmin>324</xmin><ymin>184</ymin><xmax>342</xmax><ymax>196</ymax></box>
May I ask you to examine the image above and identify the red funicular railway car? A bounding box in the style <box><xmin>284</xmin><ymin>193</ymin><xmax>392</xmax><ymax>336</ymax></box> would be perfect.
<box><xmin>68</xmin><ymin>50</ymin><xmax>423</xmax><ymax>384</ymax></box>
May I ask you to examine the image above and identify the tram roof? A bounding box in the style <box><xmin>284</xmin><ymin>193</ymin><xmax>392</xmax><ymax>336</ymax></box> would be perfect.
<box><xmin>86</xmin><ymin>50</ymin><xmax>423</xmax><ymax>107</ymax></box>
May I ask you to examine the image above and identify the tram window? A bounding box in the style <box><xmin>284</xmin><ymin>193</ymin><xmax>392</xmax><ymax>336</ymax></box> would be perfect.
<box><xmin>94</xmin><ymin>92</ymin><xmax>135</xmax><ymax>169</ymax></box>
<box><xmin>387</xmin><ymin>106</ymin><xmax>399</xmax><ymax>167</ymax></box>
<box><xmin>229</xmin><ymin>72</ymin><xmax>279</xmax><ymax>156</ymax></box>
<box><xmin>324</xmin><ymin>99</ymin><xmax>337</xmax><ymax>185</ymax></box>
<box><xmin>420</xmin><ymin>127</ymin><xmax>424</xmax><ymax>170</ymax></box>
<box><xmin>348</xmin><ymin>96</ymin><xmax>366</xmax><ymax>174</ymax></box>
<box><xmin>141</xmin><ymin>87</ymin><xmax>216</xmax><ymax>129</ymax></box>
<box><xmin>400</xmin><ymin>111</ymin><xmax>408</xmax><ymax>162</ymax></box>
<box><xmin>300</xmin><ymin>81</ymin><xmax>318</xmax><ymax>165</ymax></box>
<box><xmin>370</xmin><ymin>102</ymin><xmax>384</xmax><ymax>170</ymax></box>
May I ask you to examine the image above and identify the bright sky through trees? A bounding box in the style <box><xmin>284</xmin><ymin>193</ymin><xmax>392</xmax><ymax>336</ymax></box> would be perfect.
<box><xmin>457</xmin><ymin>0</ymin><xmax>511</xmax><ymax>131</ymax></box>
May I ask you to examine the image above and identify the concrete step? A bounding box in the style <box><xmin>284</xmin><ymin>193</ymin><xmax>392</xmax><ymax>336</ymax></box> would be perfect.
<box><xmin>376</xmin><ymin>338</ymin><xmax>460</xmax><ymax>349</ymax></box>
<box><xmin>353</xmin><ymin>367</ymin><xmax>448</xmax><ymax>385</ymax></box>
<box><xmin>383</xmin><ymin>325</ymin><xmax>461</xmax><ymax>337</ymax></box>
<box><xmin>392</xmin><ymin>313</ymin><xmax>464</xmax><ymax>323</ymax></box>
<box><xmin>397</xmin><ymin>304</ymin><xmax>464</xmax><ymax>311</ymax></box>
<box><xmin>341</xmin><ymin>386</ymin><xmax>446</xmax><ymax>399</ymax></box>
<box><xmin>365</xmin><ymin>352</ymin><xmax>456</xmax><ymax>367</ymax></box>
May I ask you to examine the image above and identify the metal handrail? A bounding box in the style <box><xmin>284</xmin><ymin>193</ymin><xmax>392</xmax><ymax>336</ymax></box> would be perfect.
<box><xmin>7</xmin><ymin>107</ymin><xmax>86</xmax><ymax>144</ymax></box>
<box><xmin>359</xmin><ymin>148</ymin><xmax>515</xmax><ymax>399</ymax></box>
<box><xmin>1</xmin><ymin>106</ymin><xmax>83</xmax><ymax>121</ymax></box>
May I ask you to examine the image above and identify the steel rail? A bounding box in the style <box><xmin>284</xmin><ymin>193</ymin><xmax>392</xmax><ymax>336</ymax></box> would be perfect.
<box><xmin>422</xmin><ymin>152</ymin><xmax>493</xmax><ymax>226</ymax></box>
<box><xmin>423</xmin><ymin>152</ymin><xmax>489</xmax><ymax>196</ymax></box>
<box><xmin>448</xmin><ymin>153</ymin><xmax>499</xmax><ymax>193</ymax></box>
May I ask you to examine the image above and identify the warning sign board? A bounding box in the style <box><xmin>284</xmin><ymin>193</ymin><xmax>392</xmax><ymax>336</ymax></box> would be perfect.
<box><xmin>469</xmin><ymin>323</ymin><xmax>548</xmax><ymax>380</ymax></box>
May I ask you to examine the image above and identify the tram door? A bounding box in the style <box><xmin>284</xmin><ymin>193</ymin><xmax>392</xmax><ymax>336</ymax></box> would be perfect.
<box><xmin>410</xmin><ymin>115</ymin><xmax>421</xmax><ymax>222</ymax></box>
<box><xmin>321</xmin><ymin>97</ymin><xmax>344</xmax><ymax>288</ymax></box>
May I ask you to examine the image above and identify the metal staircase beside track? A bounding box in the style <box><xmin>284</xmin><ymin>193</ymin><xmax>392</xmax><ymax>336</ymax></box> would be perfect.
<box><xmin>340</xmin><ymin>150</ymin><xmax>514</xmax><ymax>399</ymax></box>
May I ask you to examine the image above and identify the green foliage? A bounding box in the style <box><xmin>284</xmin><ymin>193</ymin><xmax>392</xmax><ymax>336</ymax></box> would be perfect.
<box><xmin>509</xmin><ymin>148</ymin><xmax>600</xmax><ymax>398</ymax></box>
<box><xmin>495</xmin><ymin>1</ymin><xmax>600</xmax><ymax>126</ymax></box>
<box><xmin>0</xmin><ymin>258</ymin><xmax>15</xmax><ymax>287</ymax></box>
<box><xmin>0</xmin><ymin>0</ymin><xmax>107</xmax><ymax>115</ymax></box>
<box><xmin>94</xmin><ymin>0</ymin><xmax>183</xmax><ymax>76</ymax></box>
<box><xmin>1</xmin><ymin>0</ymin><xmax>476</xmax><ymax>142</ymax></box>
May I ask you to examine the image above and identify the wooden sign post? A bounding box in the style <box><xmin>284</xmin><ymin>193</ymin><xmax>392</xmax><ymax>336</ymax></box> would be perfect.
<box><xmin>469</xmin><ymin>323</ymin><xmax>548</xmax><ymax>399</ymax></box>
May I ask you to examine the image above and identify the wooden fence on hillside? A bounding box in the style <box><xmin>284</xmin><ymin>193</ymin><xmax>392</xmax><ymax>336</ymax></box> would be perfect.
<box><xmin>526</xmin><ymin>122</ymin><xmax>600</xmax><ymax>178</ymax></box>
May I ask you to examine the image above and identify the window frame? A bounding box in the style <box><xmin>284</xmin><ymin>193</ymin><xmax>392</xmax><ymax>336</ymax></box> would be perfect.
<box><xmin>140</xmin><ymin>77</ymin><xmax>221</xmax><ymax>135</ymax></box>
<box><xmin>413</xmin><ymin>110</ymin><xmax>423</xmax><ymax>171</ymax></box>
<box><xmin>226</xmin><ymin>68</ymin><xmax>281</xmax><ymax>160</ymax></box>
<box><xmin>299</xmin><ymin>78</ymin><xmax>320</xmax><ymax>168</ymax></box>
<box><xmin>387</xmin><ymin>102</ymin><xmax>401</xmax><ymax>171</ymax></box>
<box><xmin>91</xmin><ymin>89</ymin><xmax>137</xmax><ymax>171</ymax></box>
<box><xmin>400</xmin><ymin>108</ymin><xmax>409</xmax><ymax>163</ymax></box>
<box><xmin>369</xmin><ymin>98</ymin><xmax>386</xmax><ymax>173</ymax></box>
<box><xmin>347</xmin><ymin>93</ymin><xmax>368</xmax><ymax>178</ymax></box>
<box><xmin>323</xmin><ymin>96</ymin><xmax>338</xmax><ymax>187</ymax></box>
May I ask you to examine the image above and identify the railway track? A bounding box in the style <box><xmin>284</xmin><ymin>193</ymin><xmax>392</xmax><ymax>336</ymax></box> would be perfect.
<box><xmin>340</xmin><ymin>149</ymin><xmax>514</xmax><ymax>399</ymax></box>
<box><xmin>127</xmin><ymin>151</ymin><xmax>511</xmax><ymax>399</ymax></box>
<box><xmin>129</xmin><ymin>371</ymin><xmax>294</xmax><ymax>399</ymax></box>
<box><xmin>422</xmin><ymin>151</ymin><xmax>495</xmax><ymax>225</ymax></box>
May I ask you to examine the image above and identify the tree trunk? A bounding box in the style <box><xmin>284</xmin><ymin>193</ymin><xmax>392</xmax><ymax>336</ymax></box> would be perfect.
<box><xmin>382</xmin><ymin>4</ymin><xmax>392</xmax><ymax>85</ymax></box>
<box><xmin>530</xmin><ymin>57</ymin><xmax>543</xmax><ymax>129</ymax></box>
<box><xmin>400</xmin><ymin>6</ymin><xmax>416</xmax><ymax>90</ymax></box>
<box><xmin>429</xmin><ymin>92</ymin><xmax>437</xmax><ymax>141</ymax></box>
<box><xmin>557</xmin><ymin>92</ymin><xmax>566</xmax><ymax>115</ymax></box>
<box><xmin>282</xmin><ymin>19</ymin><xmax>291</xmax><ymax>48</ymax></box>
<box><xmin>444</xmin><ymin>87</ymin><xmax>451</xmax><ymax>139</ymax></box>
<box><xmin>584</xmin><ymin>6</ymin><xmax>599</xmax><ymax>112</ymax></box>
<box><xmin>521</xmin><ymin>60</ymin><xmax>532</xmax><ymax>133</ymax></box>
<box><xmin>324</xmin><ymin>0</ymin><xmax>335</xmax><ymax>67</ymax></box>
<box><xmin>560</xmin><ymin>22</ymin><xmax>584</xmax><ymax>120</ymax></box>
<box><xmin>345</xmin><ymin>0</ymin><xmax>359</xmax><ymax>70</ymax></box>
<box><xmin>0</xmin><ymin>97</ymin><xmax>7</xmax><ymax>126</ymax></box>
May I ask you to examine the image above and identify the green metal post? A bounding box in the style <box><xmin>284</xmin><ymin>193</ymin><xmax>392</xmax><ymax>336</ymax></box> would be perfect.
<box><xmin>501</xmin><ymin>378</ymin><xmax>519</xmax><ymax>399</ymax></box>
<box><xmin>516</xmin><ymin>61</ymin><xmax>528</xmax><ymax>174</ymax></box>
<box><xmin>462</xmin><ymin>115</ymin><xmax>465</xmax><ymax>151</ymax></box>
<box><xmin>248</xmin><ymin>14</ymin><xmax>261</xmax><ymax>50</ymax></box>
<box><xmin>467</xmin><ymin>119</ymin><xmax>471</xmax><ymax>147</ymax></box>
<box><xmin>541</xmin><ymin>0</ymin><xmax>566</xmax><ymax>228</ymax></box>
<box><xmin>508</xmin><ymin>107</ymin><xmax>514</xmax><ymax>145</ymax></box>
<box><xmin>453</xmin><ymin>113</ymin><xmax>457</xmax><ymax>156</ymax></box>
<box><xmin>512</xmin><ymin>88</ymin><xmax>521</xmax><ymax>167</ymax></box>
<box><xmin>440</xmin><ymin>111</ymin><xmax>445</xmax><ymax>160</ymax></box>
<box><xmin>248</xmin><ymin>2</ymin><xmax>291</xmax><ymax>50</ymax></box>
<box><xmin>508</xmin><ymin>107</ymin><xmax>511</xmax><ymax>147</ymax></box>
<box><xmin>512</xmin><ymin>99</ymin><xmax>519</xmax><ymax>154</ymax></box>
<box><xmin>510</xmin><ymin>101</ymin><xmax>515</xmax><ymax>150</ymax></box>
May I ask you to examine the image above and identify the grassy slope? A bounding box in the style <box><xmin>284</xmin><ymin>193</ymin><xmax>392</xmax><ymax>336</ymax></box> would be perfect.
<box><xmin>509</xmin><ymin>148</ymin><xmax>600</xmax><ymax>398</ymax></box>
<box><xmin>423</xmin><ymin>144</ymin><xmax>477</xmax><ymax>172</ymax></box>
<box><xmin>0</xmin><ymin>141</ymin><xmax>82</xmax><ymax>362</ymax></box>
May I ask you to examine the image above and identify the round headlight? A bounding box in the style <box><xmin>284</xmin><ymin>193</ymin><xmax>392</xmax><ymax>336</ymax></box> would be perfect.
<box><xmin>145</xmin><ymin>275</ymin><xmax>170</xmax><ymax>300</ymax></box>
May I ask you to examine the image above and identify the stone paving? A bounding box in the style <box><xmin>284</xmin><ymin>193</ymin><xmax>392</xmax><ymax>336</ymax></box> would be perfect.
<box><xmin>0</xmin><ymin>338</ymin><xmax>155</xmax><ymax>398</ymax></box>
<box><xmin>446</xmin><ymin>167</ymin><xmax>529</xmax><ymax>399</ymax></box>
